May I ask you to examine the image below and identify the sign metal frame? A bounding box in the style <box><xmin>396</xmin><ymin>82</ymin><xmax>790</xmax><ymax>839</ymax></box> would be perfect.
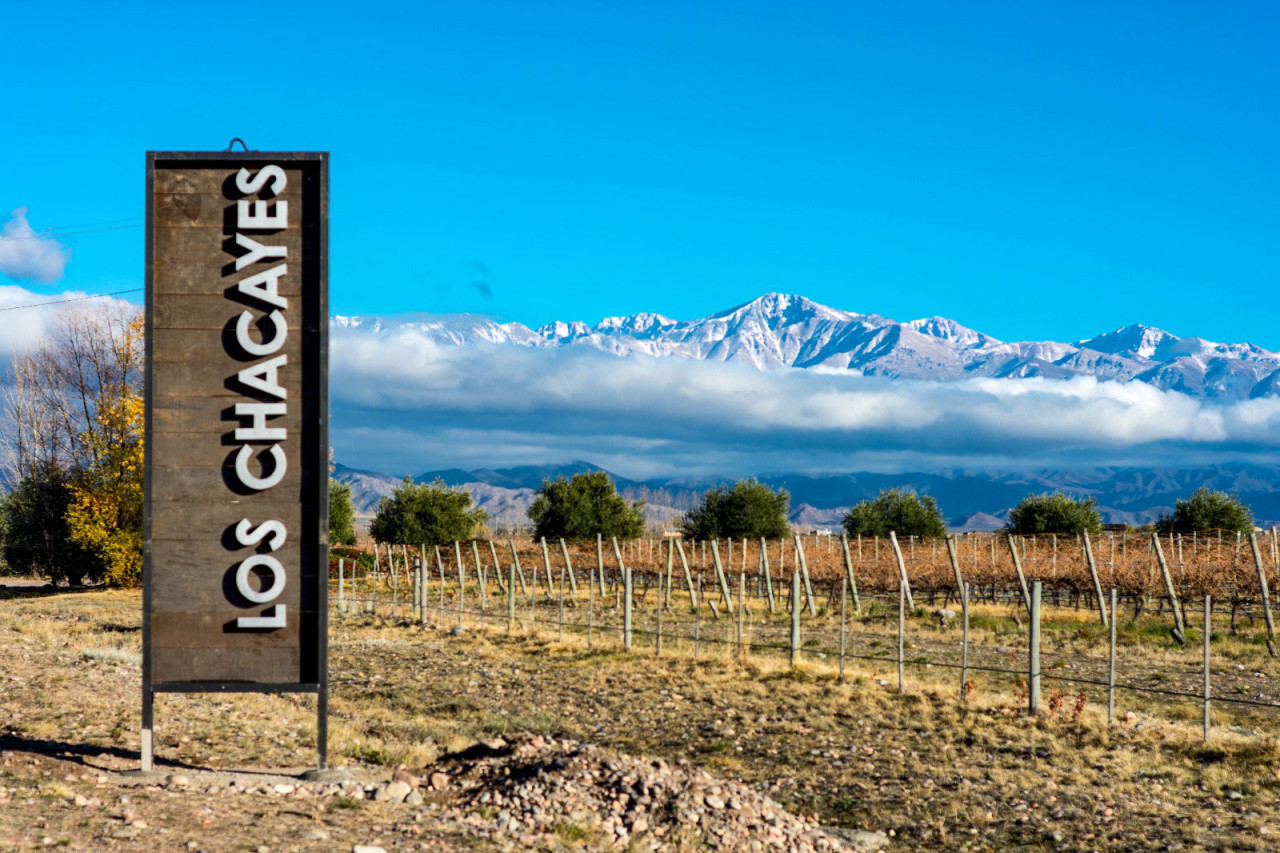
<box><xmin>143</xmin><ymin>150</ymin><xmax>330</xmax><ymax>771</ymax></box>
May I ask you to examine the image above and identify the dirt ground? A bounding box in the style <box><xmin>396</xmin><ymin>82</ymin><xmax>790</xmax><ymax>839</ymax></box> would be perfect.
<box><xmin>1</xmin><ymin>584</ymin><xmax>1278</xmax><ymax>852</ymax></box>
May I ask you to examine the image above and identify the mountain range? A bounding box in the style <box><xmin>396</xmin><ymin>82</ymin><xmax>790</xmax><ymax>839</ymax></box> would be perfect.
<box><xmin>333</xmin><ymin>292</ymin><xmax>1280</xmax><ymax>401</ymax></box>
<box><xmin>334</xmin><ymin>460</ymin><xmax>1280</xmax><ymax>533</ymax></box>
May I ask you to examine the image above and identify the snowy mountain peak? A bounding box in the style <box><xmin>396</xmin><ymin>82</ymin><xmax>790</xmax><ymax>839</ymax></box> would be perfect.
<box><xmin>594</xmin><ymin>312</ymin><xmax>677</xmax><ymax>336</ymax></box>
<box><xmin>906</xmin><ymin>316</ymin><xmax>995</xmax><ymax>348</ymax></box>
<box><xmin>331</xmin><ymin>294</ymin><xmax>1280</xmax><ymax>401</ymax></box>
<box><xmin>1078</xmin><ymin>324</ymin><xmax>1178</xmax><ymax>360</ymax></box>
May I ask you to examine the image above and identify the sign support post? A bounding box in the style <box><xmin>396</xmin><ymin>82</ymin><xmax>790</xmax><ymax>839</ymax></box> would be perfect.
<box><xmin>144</xmin><ymin>150</ymin><xmax>329</xmax><ymax>773</ymax></box>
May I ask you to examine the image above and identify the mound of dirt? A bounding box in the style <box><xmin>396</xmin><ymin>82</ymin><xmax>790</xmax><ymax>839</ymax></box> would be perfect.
<box><xmin>431</xmin><ymin>732</ymin><xmax>888</xmax><ymax>851</ymax></box>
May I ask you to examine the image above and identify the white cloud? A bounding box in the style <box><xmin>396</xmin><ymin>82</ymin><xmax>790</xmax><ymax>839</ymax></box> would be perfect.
<box><xmin>0</xmin><ymin>208</ymin><xmax>71</xmax><ymax>283</ymax></box>
<box><xmin>329</xmin><ymin>328</ymin><xmax>1280</xmax><ymax>476</ymax></box>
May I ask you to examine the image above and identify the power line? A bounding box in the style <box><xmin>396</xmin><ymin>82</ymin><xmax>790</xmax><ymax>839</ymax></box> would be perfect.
<box><xmin>0</xmin><ymin>223</ymin><xmax>143</xmax><ymax>243</ymax></box>
<box><xmin>0</xmin><ymin>289</ymin><xmax>143</xmax><ymax>313</ymax></box>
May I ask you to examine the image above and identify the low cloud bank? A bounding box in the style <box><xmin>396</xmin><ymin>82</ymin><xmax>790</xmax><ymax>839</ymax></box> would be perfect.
<box><xmin>0</xmin><ymin>209</ymin><xmax>70</xmax><ymax>283</ymax></box>
<box><xmin>330</xmin><ymin>329</ymin><xmax>1280</xmax><ymax>476</ymax></box>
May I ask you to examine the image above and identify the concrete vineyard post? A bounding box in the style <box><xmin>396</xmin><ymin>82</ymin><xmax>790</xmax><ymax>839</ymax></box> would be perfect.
<box><xmin>665</xmin><ymin>538</ymin><xmax>675</xmax><ymax>611</ymax></box>
<box><xmin>656</xmin><ymin>583</ymin><xmax>663</xmax><ymax>657</ymax></box>
<box><xmin>888</xmin><ymin>531</ymin><xmax>914</xmax><ymax>611</ymax></box>
<box><xmin>337</xmin><ymin>559</ymin><xmax>344</xmax><ymax>612</ymax></box>
<box><xmin>587</xmin><ymin>556</ymin><xmax>595</xmax><ymax>650</ymax></box>
<box><xmin>596</xmin><ymin>534</ymin><xmax>605</xmax><ymax>598</ymax></box>
<box><xmin>1249</xmin><ymin>534</ymin><xmax>1277</xmax><ymax>657</ymax></box>
<box><xmin>473</xmin><ymin>541</ymin><xmax>486</xmax><ymax>631</ymax></box>
<box><xmin>1029</xmin><ymin>579</ymin><xmax>1042</xmax><ymax>715</ymax></box>
<box><xmin>1082</xmin><ymin>531</ymin><xmax>1109</xmax><ymax>628</ymax></box>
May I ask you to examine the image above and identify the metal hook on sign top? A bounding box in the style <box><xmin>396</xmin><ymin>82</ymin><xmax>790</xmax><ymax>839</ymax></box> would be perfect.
<box><xmin>224</xmin><ymin>138</ymin><xmax>254</xmax><ymax>152</ymax></box>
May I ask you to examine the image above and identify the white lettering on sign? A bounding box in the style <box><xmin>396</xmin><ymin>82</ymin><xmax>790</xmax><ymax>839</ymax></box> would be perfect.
<box><xmin>227</xmin><ymin>165</ymin><xmax>290</xmax><ymax>630</ymax></box>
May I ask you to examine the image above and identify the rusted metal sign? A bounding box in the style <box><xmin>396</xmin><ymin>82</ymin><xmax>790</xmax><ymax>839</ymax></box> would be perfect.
<box><xmin>143</xmin><ymin>150</ymin><xmax>329</xmax><ymax>767</ymax></box>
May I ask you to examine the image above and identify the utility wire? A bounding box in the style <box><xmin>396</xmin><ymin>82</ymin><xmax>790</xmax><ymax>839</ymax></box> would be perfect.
<box><xmin>0</xmin><ymin>223</ymin><xmax>143</xmax><ymax>243</ymax></box>
<box><xmin>0</xmin><ymin>289</ymin><xmax>143</xmax><ymax>313</ymax></box>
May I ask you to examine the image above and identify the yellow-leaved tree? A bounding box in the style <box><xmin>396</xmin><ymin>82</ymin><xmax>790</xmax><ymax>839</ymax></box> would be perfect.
<box><xmin>65</xmin><ymin>315</ymin><xmax>145</xmax><ymax>587</ymax></box>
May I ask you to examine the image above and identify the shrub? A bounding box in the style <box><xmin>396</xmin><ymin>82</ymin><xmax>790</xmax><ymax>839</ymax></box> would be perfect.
<box><xmin>1007</xmin><ymin>492</ymin><xmax>1102</xmax><ymax>535</ymax></box>
<box><xmin>527</xmin><ymin>470</ymin><xmax>645</xmax><ymax>540</ymax></box>
<box><xmin>369</xmin><ymin>477</ymin><xmax>487</xmax><ymax>545</ymax></box>
<box><xmin>1157</xmin><ymin>487</ymin><xmax>1254</xmax><ymax>534</ymax></box>
<box><xmin>842</xmin><ymin>488</ymin><xmax>946</xmax><ymax>539</ymax></box>
<box><xmin>682</xmin><ymin>479</ymin><xmax>790</xmax><ymax>540</ymax></box>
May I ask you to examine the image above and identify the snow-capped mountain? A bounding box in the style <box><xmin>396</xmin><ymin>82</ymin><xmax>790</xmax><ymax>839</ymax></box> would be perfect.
<box><xmin>332</xmin><ymin>293</ymin><xmax>1280</xmax><ymax>400</ymax></box>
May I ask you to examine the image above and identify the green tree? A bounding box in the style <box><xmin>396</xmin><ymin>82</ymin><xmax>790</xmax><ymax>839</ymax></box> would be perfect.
<box><xmin>841</xmin><ymin>488</ymin><xmax>947</xmax><ymax>539</ymax></box>
<box><xmin>682</xmin><ymin>479</ymin><xmax>790</xmax><ymax>540</ymax></box>
<box><xmin>1006</xmin><ymin>492</ymin><xmax>1103</xmax><ymax>535</ymax></box>
<box><xmin>528</xmin><ymin>470</ymin><xmax>645</xmax><ymax>540</ymax></box>
<box><xmin>369</xmin><ymin>477</ymin><xmax>487</xmax><ymax>545</ymax></box>
<box><xmin>1157</xmin><ymin>487</ymin><xmax>1254</xmax><ymax>534</ymax></box>
<box><xmin>2</xmin><ymin>463</ymin><xmax>105</xmax><ymax>585</ymax></box>
<box><xmin>329</xmin><ymin>480</ymin><xmax>357</xmax><ymax>546</ymax></box>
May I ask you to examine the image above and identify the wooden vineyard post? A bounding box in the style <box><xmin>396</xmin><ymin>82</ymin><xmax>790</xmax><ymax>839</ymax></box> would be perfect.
<box><xmin>540</xmin><ymin>538</ymin><xmax>555</xmax><ymax>602</ymax></box>
<box><xmin>840</xmin><ymin>534</ymin><xmax>861</xmax><ymax>615</ymax></box>
<box><xmin>1108</xmin><ymin>588</ymin><xmax>1117</xmax><ymax>726</ymax></box>
<box><xmin>676</xmin><ymin>539</ymin><xmax>697</xmax><ymax>605</ymax></box>
<box><xmin>944</xmin><ymin>536</ymin><xmax>966</xmax><ymax>607</ymax></box>
<box><xmin>889</xmin><ymin>531</ymin><xmax>914</xmax><ymax>612</ymax></box>
<box><xmin>897</xmin><ymin>580</ymin><xmax>906</xmax><ymax>693</ymax></box>
<box><xmin>1249</xmin><ymin>533</ymin><xmax>1278</xmax><ymax>657</ymax></box>
<box><xmin>960</xmin><ymin>581</ymin><xmax>970</xmax><ymax>701</ymax></box>
<box><xmin>1081</xmin><ymin>531</ymin><xmax>1109</xmax><ymax>628</ymax></box>
<box><xmin>694</xmin><ymin>575</ymin><xmax>703</xmax><ymax>659</ymax></box>
<box><xmin>737</xmin><ymin>570</ymin><xmax>746</xmax><ymax>660</ymax></box>
<box><xmin>1151</xmin><ymin>532</ymin><xmax>1186</xmax><ymax>644</ymax></box>
<box><xmin>1029</xmin><ymin>579</ymin><xmax>1042</xmax><ymax>715</ymax></box>
<box><xmin>623</xmin><ymin>564</ymin><xmax>633</xmax><ymax>651</ymax></box>
<box><xmin>596</xmin><ymin>534</ymin><xmax>605</xmax><ymax>598</ymax></box>
<box><xmin>838</xmin><ymin>574</ymin><xmax>847</xmax><ymax>681</ymax></box>
<box><xmin>1203</xmin><ymin>595</ymin><xmax>1212</xmax><ymax>742</ymax></box>
<box><xmin>507</xmin><ymin>562</ymin><xmax>516</xmax><ymax>636</ymax></box>
<box><xmin>509</xmin><ymin>540</ymin><xmax>529</xmax><ymax>601</ymax></box>
<box><xmin>1005</xmin><ymin>535</ymin><xmax>1031</xmax><ymax>615</ymax></box>
<box><xmin>587</xmin><ymin>556</ymin><xmax>595</xmax><ymax>650</ymax></box>
<box><xmin>761</xmin><ymin>538</ymin><xmax>776</xmax><ymax>613</ymax></box>
<box><xmin>794</xmin><ymin>536</ymin><xmax>817</xmax><ymax>615</ymax></box>
<box><xmin>557</xmin><ymin>549</ymin><xmax>567</xmax><ymax>643</ymax></box>
<box><xmin>473</xmin><ymin>542</ymin><xmax>486</xmax><ymax>631</ymax></box>
<box><xmin>789</xmin><ymin>572</ymin><xmax>801</xmax><ymax>668</ymax></box>
<box><xmin>488</xmin><ymin>540</ymin><xmax>505</xmax><ymax>594</ymax></box>
<box><xmin>665</xmin><ymin>538</ymin><xmax>675</xmax><ymax>610</ymax></box>
<box><xmin>559</xmin><ymin>538</ymin><xmax>579</xmax><ymax>596</ymax></box>
<box><xmin>709</xmin><ymin>540</ymin><xmax>735</xmax><ymax>612</ymax></box>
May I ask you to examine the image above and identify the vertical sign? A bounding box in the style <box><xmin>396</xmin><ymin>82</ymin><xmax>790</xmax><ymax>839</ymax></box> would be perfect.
<box><xmin>144</xmin><ymin>151</ymin><xmax>329</xmax><ymax>769</ymax></box>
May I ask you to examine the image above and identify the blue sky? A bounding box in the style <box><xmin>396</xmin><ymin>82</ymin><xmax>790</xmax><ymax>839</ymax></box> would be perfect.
<box><xmin>4</xmin><ymin>0</ymin><xmax>1279</xmax><ymax>348</ymax></box>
